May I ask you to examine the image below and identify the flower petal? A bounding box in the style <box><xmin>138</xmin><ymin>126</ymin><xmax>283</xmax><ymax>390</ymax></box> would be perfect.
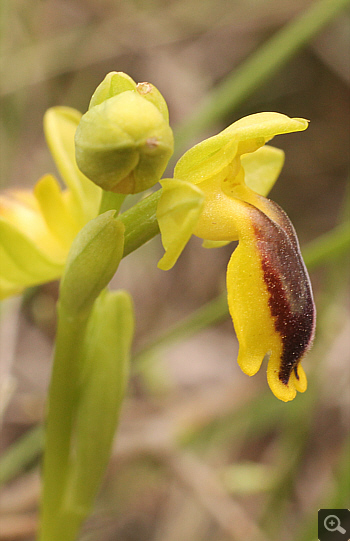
<box><xmin>0</xmin><ymin>189</ymin><xmax>66</xmax><ymax>259</ymax></box>
<box><xmin>226</xmin><ymin>197</ymin><xmax>315</xmax><ymax>402</ymax></box>
<box><xmin>242</xmin><ymin>145</ymin><xmax>285</xmax><ymax>196</ymax></box>
<box><xmin>174</xmin><ymin>137</ymin><xmax>238</xmax><ymax>185</ymax></box>
<box><xmin>34</xmin><ymin>174</ymin><xmax>81</xmax><ymax>249</ymax></box>
<box><xmin>174</xmin><ymin>113</ymin><xmax>308</xmax><ymax>188</ymax></box>
<box><xmin>88</xmin><ymin>71</ymin><xmax>137</xmax><ymax>109</ymax></box>
<box><xmin>0</xmin><ymin>276</ymin><xmax>23</xmax><ymax>299</ymax></box>
<box><xmin>202</xmin><ymin>239</ymin><xmax>231</xmax><ymax>249</ymax></box>
<box><xmin>157</xmin><ymin>179</ymin><xmax>205</xmax><ymax>270</ymax></box>
<box><xmin>0</xmin><ymin>218</ymin><xmax>64</xmax><ymax>297</ymax></box>
<box><xmin>44</xmin><ymin>107</ymin><xmax>101</xmax><ymax>222</ymax></box>
<box><xmin>222</xmin><ymin>112</ymin><xmax>309</xmax><ymax>154</ymax></box>
<box><xmin>192</xmin><ymin>173</ymin><xmax>244</xmax><ymax>242</ymax></box>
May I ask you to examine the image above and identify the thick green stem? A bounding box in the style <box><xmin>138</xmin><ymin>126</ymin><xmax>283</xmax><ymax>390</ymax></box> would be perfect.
<box><xmin>38</xmin><ymin>309</ymin><xmax>89</xmax><ymax>541</ymax></box>
<box><xmin>98</xmin><ymin>190</ymin><xmax>126</xmax><ymax>215</ymax></box>
<box><xmin>120</xmin><ymin>190</ymin><xmax>161</xmax><ymax>257</ymax></box>
<box><xmin>38</xmin><ymin>212</ymin><xmax>125</xmax><ymax>541</ymax></box>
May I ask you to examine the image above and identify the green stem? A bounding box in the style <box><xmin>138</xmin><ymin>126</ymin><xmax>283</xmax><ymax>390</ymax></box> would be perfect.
<box><xmin>0</xmin><ymin>424</ymin><xmax>44</xmax><ymax>486</ymax></box>
<box><xmin>120</xmin><ymin>190</ymin><xmax>161</xmax><ymax>257</ymax></box>
<box><xmin>38</xmin><ymin>309</ymin><xmax>89</xmax><ymax>541</ymax></box>
<box><xmin>174</xmin><ymin>0</ymin><xmax>350</xmax><ymax>154</ymax></box>
<box><xmin>98</xmin><ymin>190</ymin><xmax>126</xmax><ymax>215</ymax></box>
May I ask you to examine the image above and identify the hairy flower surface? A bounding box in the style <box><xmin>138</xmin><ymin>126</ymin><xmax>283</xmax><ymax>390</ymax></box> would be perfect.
<box><xmin>157</xmin><ymin>112</ymin><xmax>316</xmax><ymax>402</ymax></box>
<box><xmin>0</xmin><ymin>107</ymin><xmax>101</xmax><ymax>298</ymax></box>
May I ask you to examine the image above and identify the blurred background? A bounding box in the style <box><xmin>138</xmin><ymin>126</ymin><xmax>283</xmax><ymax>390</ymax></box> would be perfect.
<box><xmin>0</xmin><ymin>1</ymin><xmax>349</xmax><ymax>540</ymax></box>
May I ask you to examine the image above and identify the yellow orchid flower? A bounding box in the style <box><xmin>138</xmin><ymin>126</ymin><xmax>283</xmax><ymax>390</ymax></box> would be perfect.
<box><xmin>0</xmin><ymin>107</ymin><xmax>102</xmax><ymax>299</ymax></box>
<box><xmin>157</xmin><ymin>112</ymin><xmax>316</xmax><ymax>402</ymax></box>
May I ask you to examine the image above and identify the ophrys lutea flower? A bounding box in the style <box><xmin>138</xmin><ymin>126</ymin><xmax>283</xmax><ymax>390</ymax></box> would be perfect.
<box><xmin>157</xmin><ymin>112</ymin><xmax>316</xmax><ymax>402</ymax></box>
<box><xmin>0</xmin><ymin>107</ymin><xmax>102</xmax><ymax>299</ymax></box>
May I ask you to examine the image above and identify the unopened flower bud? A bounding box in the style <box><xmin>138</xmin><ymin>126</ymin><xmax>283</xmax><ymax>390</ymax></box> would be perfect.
<box><xmin>75</xmin><ymin>73</ymin><xmax>174</xmax><ymax>194</ymax></box>
<box><xmin>88</xmin><ymin>72</ymin><xmax>137</xmax><ymax>109</ymax></box>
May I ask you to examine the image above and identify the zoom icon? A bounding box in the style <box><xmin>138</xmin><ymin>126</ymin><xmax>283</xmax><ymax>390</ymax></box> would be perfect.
<box><xmin>318</xmin><ymin>509</ymin><xmax>350</xmax><ymax>540</ymax></box>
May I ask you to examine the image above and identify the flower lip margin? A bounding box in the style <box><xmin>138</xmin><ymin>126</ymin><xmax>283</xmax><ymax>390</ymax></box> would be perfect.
<box><xmin>225</xmin><ymin>194</ymin><xmax>316</xmax><ymax>402</ymax></box>
<box><xmin>250</xmin><ymin>197</ymin><xmax>316</xmax><ymax>387</ymax></box>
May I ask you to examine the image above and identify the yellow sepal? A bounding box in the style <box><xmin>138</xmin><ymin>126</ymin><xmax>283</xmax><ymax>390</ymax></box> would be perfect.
<box><xmin>34</xmin><ymin>174</ymin><xmax>82</xmax><ymax>250</ymax></box>
<box><xmin>0</xmin><ymin>217</ymin><xmax>64</xmax><ymax>284</ymax></box>
<box><xmin>44</xmin><ymin>107</ymin><xmax>102</xmax><ymax>223</ymax></box>
<box><xmin>0</xmin><ymin>276</ymin><xmax>23</xmax><ymax>299</ymax></box>
<box><xmin>157</xmin><ymin>179</ymin><xmax>205</xmax><ymax>270</ymax></box>
<box><xmin>174</xmin><ymin>113</ymin><xmax>307</xmax><ymax>188</ymax></box>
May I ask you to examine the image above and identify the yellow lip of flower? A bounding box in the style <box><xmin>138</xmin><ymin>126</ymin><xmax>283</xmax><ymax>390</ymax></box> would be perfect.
<box><xmin>223</xmin><ymin>191</ymin><xmax>315</xmax><ymax>402</ymax></box>
<box><xmin>157</xmin><ymin>112</ymin><xmax>316</xmax><ymax>401</ymax></box>
<box><xmin>0</xmin><ymin>107</ymin><xmax>102</xmax><ymax>299</ymax></box>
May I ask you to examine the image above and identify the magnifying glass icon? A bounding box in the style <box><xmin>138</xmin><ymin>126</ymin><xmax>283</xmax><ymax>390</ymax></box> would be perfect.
<box><xmin>324</xmin><ymin>515</ymin><xmax>346</xmax><ymax>534</ymax></box>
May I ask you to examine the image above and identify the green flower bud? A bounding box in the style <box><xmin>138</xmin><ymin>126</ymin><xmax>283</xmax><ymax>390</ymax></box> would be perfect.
<box><xmin>88</xmin><ymin>72</ymin><xmax>137</xmax><ymax>109</ymax></box>
<box><xmin>59</xmin><ymin>210</ymin><xmax>124</xmax><ymax>317</ymax></box>
<box><xmin>75</xmin><ymin>73</ymin><xmax>174</xmax><ymax>194</ymax></box>
<box><xmin>136</xmin><ymin>81</ymin><xmax>169</xmax><ymax>123</ymax></box>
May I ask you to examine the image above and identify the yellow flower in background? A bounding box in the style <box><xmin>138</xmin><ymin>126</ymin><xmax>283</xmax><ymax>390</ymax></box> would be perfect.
<box><xmin>157</xmin><ymin>112</ymin><xmax>316</xmax><ymax>402</ymax></box>
<box><xmin>0</xmin><ymin>107</ymin><xmax>102</xmax><ymax>299</ymax></box>
<box><xmin>0</xmin><ymin>71</ymin><xmax>174</xmax><ymax>299</ymax></box>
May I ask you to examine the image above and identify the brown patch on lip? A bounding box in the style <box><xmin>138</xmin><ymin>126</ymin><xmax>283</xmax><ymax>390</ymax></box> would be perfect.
<box><xmin>252</xmin><ymin>199</ymin><xmax>315</xmax><ymax>385</ymax></box>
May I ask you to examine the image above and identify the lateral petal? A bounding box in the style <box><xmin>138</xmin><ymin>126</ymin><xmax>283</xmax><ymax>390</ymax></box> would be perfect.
<box><xmin>242</xmin><ymin>145</ymin><xmax>285</xmax><ymax>196</ymax></box>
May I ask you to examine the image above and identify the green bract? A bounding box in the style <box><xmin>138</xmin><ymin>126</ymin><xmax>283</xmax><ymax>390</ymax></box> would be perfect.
<box><xmin>75</xmin><ymin>72</ymin><xmax>174</xmax><ymax>194</ymax></box>
<box><xmin>40</xmin><ymin>288</ymin><xmax>134</xmax><ymax>541</ymax></box>
<box><xmin>63</xmin><ymin>289</ymin><xmax>134</xmax><ymax>518</ymax></box>
<box><xmin>59</xmin><ymin>210</ymin><xmax>125</xmax><ymax>317</ymax></box>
